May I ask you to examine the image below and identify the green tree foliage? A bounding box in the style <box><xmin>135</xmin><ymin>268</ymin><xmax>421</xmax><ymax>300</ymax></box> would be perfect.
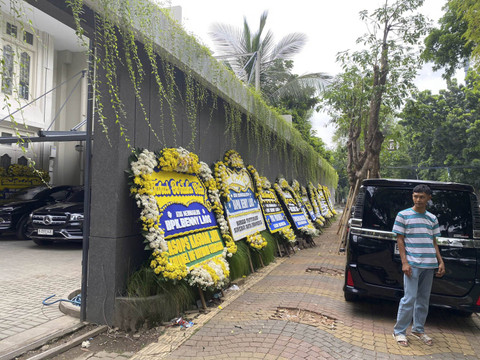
<box><xmin>209</xmin><ymin>11</ymin><xmax>330</xmax><ymax>98</ymax></box>
<box><xmin>261</xmin><ymin>59</ymin><xmax>295</xmax><ymax>100</ymax></box>
<box><xmin>322</xmin><ymin>0</ymin><xmax>428</xmax><ymax>190</ymax></box>
<box><xmin>398</xmin><ymin>76</ymin><xmax>480</xmax><ymax>189</ymax></box>
<box><xmin>276</xmin><ymin>86</ymin><xmax>333</xmax><ymax>162</ymax></box>
<box><xmin>210</xmin><ymin>14</ymin><xmax>332</xmax><ymax>163</ymax></box>
<box><xmin>321</xmin><ymin>66</ymin><xmax>370</xmax><ymax>166</ymax></box>
<box><xmin>266</xmin><ymin>60</ymin><xmax>332</xmax><ymax>162</ymax></box>
<box><xmin>209</xmin><ymin>10</ymin><xmax>306</xmax><ymax>85</ymax></box>
<box><xmin>309</xmin><ymin>130</ymin><xmax>333</xmax><ymax>163</ymax></box>
<box><xmin>422</xmin><ymin>1</ymin><xmax>474</xmax><ymax>79</ymax></box>
<box><xmin>379</xmin><ymin>120</ymin><xmax>416</xmax><ymax>179</ymax></box>
<box><xmin>331</xmin><ymin>144</ymin><xmax>349</xmax><ymax>204</ymax></box>
<box><xmin>455</xmin><ymin>0</ymin><xmax>480</xmax><ymax>70</ymax></box>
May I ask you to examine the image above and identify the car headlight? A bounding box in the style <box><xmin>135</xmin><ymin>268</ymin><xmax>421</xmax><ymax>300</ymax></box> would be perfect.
<box><xmin>0</xmin><ymin>207</ymin><xmax>14</xmax><ymax>213</ymax></box>
<box><xmin>70</xmin><ymin>213</ymin><xmax>84</xmax><ymax>221</ymax></box>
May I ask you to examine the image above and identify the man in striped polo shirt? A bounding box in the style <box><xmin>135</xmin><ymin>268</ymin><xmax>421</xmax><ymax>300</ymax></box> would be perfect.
<box><xmin>392</xmin><ymin>184</ymin><xmax>445</xmax><ymax>347</ymax></box>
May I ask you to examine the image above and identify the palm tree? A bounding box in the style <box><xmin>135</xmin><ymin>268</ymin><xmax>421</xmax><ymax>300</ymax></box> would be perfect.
<box><xmin>209</xmin><ymin>10</ymin><xmax>331</xmax><ymax>101</ymax></box>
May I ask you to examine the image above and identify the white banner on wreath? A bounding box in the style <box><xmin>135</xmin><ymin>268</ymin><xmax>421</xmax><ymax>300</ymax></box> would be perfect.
<box><xmin>228</xmin><ymin>210</ymin><xmax>266</xmax><ymax>240</ymax></box>
<box><xmin>223</xmin><ymin>168</ymin><xmax>266</xmax><ymax>240</ymax></box>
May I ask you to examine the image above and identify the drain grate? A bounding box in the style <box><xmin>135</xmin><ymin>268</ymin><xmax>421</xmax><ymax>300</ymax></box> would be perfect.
<box><xmin>306</xmin><ymin>266</ymin><xmax>344</xmax><ymax>276</ymax></box>
<box><xmin>270</xmin><ymin>307</ymin><xmax>337</xmax><ymax>330</ymax></box>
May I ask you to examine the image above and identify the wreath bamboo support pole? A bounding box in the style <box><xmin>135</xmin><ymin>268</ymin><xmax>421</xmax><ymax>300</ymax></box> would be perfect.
<box><xmin>290</xmin><ymin>241</ymin><xmax>296</xmax><ymax>254</ymax></box>
<box><xmin>339</xmin><ymin>194</ymin><xmax>353</xmax><ymax>236</ymax></box>
<box><xmin>246</xmin><ymin>248</ymin><xmax>255</xmax><ymax>273</ymax></box>
<box><xmin>283</xmin><ymin>242</ymin><xmax>291</xmax><ymax>257</ymax></box>
<box><xmin>337</xmin><ymin>179</ymin><xmax>359</xmax><ymax>235</ymax></box>
<box><xmin>276</xmin><ymin>240</ymin><xmax>283</xmax><ymax>257</ymax></box>
<box><xmin>198</xmin><ymin>286</ymin><xmax>207</xmax><ymax>309</ymax></box>
<box><xmin>337</xmin><ymin>185</ymin><xmax>353</xmax><ymax>234</ymax></box>
<box><xmin>338</xmin><ymin>199</ymin><xmax>353</xmax><ymax>251</ymax></box>
<box><xmin>258</xmin><ymin>252</ymin><xmax>265</xmax><ymax>267</ymax></box>
<box><xmin>337</xmin><ymin>179</ymin><xmax>360</xmax><ymax>253</ymax></box>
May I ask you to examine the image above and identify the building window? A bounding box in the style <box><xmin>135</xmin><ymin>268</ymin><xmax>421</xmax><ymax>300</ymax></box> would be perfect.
<box><xmin>17</xmin><ymin>156</ymin><xmax>27</xmax><ymax>166</ymax></box>
<box><xmin>23</xmin><ymin>31</ymin><xmax>33</xmax><ymax>45</ymax></box>
<box><xmin>1</xmin><ymin>21</ymin><xmax>34</xmax><ymax>100</ymax></box>
<box><xmin>1</xmin><ymin>46</ymin><xmax>33</xmax><ymax>100</ymax></box>
<box><xmin>1</xmin><ymin>132</ymin><xmax>12</xmax><ymax>147</ymax></box>
<box><xmin>0</xmin><ymin>154</ymin><xmax>11</xmax><ymax>169</ymax></box>
<box><xmin>19</xmin><ymin>51</ymin><xmax>30</xmax><ymax>100</ymax></box>
<box><xmin>6</xmin><ymin>23</ymin><xmax>17</xmax><ymax>37</ymax></box>
<box><xmin>2</xmin><ymin>45</ymin><xmax>13</xmax><ymax>95</ymax></box>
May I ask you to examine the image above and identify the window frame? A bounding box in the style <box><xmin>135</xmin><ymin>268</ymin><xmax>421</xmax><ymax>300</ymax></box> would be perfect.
<box><xmin>1</xmin><ymin>19</ymin><xmax>35</xmax><ymax>101</ymax></box>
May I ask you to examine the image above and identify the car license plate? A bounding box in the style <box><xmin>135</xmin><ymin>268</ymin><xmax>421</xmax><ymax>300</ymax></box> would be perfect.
<box><xmin>394</xmin><ymin>243</ymin><xmax>399</xmax><ymax>255</ymax></box>
<box><xmin>38</xmin><ymin>228</ymin><xmax>53</xmax><ymax>235</ymax></box>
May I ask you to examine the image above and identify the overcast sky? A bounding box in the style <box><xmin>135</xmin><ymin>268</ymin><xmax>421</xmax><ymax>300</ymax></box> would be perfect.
<box><xmin>167</xmin><ymin>0</ymin><xmax>461</xmax><ymax>148</ymax></box>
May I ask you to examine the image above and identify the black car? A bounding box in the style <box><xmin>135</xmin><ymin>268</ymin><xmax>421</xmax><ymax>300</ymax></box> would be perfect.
<box><xmin>344</xmin><ymin>179</ymin><xmax>480</xmax><ymax>315</ymax></box>
<box><xmin>0</xmin><ymin>185</ymin><xmax>79</xmax><ymax>239</ymax></box>
<box><xmin>27</xmin><ymin>187</ymin><xmax>84</xmax><ymax>245</ymax></box>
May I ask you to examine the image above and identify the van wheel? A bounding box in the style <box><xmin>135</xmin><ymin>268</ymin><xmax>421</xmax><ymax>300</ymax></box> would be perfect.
<box><xmin>455</xmin><ymin>310</ymin><xmax>473</xmax><ymax>317</ymax></box>
<box><xmin>33</xmin><ymin>239</ymin><xmax>52</xmax><ymax>246</ymax></box>
<box><xmin>344</xmin><ymin>291</ymin><xmax>359</xmax><ymax>302</ymax></box>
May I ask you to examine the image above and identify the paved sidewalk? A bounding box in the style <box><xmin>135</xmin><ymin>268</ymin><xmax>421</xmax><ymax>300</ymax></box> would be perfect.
<box><xmin>0</xmin><ymin>239</ymin><xmax>82</xmax><ymax>359</ymax></box>
<box><xmin>129</xmin><ymin>219</ymin><xmax>480</xmax><ymax>360</ymax></box>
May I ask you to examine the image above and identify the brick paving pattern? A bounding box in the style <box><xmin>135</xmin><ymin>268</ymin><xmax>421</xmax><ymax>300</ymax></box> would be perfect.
<box><xmin>130</xmin><ymin>217</ymin><xmax>480</xmax><ymax>359</ymax></box>
<box><xmin>0</xmin><ymin>274</ymin><xmax>81</xmax><ymax>340</ymax></box>
<box><xmin>0</xmin><ymin>239</ymin><xmax>82</xmax><ymax>342</ymax></box>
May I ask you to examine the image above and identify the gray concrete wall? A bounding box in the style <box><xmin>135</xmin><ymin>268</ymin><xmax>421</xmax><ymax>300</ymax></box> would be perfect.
<box><xmin>35</xmin><ymin>0</ymin><xmax>337</xmax><ymax>326</ymax></box>
<box><xmin>86</xmin><ymin>42</ymin><xmax>321</xmax><ymax>325</ymax></box>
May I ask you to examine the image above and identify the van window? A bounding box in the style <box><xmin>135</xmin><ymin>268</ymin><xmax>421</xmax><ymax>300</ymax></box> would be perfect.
<box><xmin>362</xmin><ymin>186</ymin><xmax>473</xmax><ymax>238</ymax></box>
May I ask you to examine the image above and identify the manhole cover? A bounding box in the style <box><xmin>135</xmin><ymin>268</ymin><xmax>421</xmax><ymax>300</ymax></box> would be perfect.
<box><xmin>269</xmin><ymin>307</ymin><xmax>337</xmax><ymax>330</ymax></box>
<box><xmin>306</xmin><ymin>267</ymin><xmax>344</xmax><ymax>276</ymax></box>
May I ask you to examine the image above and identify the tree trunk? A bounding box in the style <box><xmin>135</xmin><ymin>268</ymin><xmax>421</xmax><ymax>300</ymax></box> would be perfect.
<box><xmin>348</xmin><ymin>20</ymin><xmax>390</xmax><ymax>197</ymax></box>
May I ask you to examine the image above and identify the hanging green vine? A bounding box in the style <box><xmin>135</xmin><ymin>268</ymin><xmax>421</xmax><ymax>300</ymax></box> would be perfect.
<box><xmin>118</xmin><ymin>1</ymin><xmax>164</xmax><ymax>146</ymax></box>
<box><xmin>64</xmin><ymin>0</ymin><xmax>338</xmax><ymax>186</ymax></box>
<box><xmin>184</xmin><ymin>73</ymin><xmax>196</xmax><ymax>148</ymax></box>
<box><xmin>224</xmin><ymin>102</ymin><xmax>242</xmax><ymax>149</ymax></box>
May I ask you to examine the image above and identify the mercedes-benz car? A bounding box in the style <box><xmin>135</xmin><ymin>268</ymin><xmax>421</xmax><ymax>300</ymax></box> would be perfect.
<box><xmin>27</xmin><ymin>187</ymin><xmax>84</xmax><ymax>245</ymax></box>
<box><xmin>0</xmin><ymin>185</ymin><xmax>79</xmax><ymax>239</ymax></box>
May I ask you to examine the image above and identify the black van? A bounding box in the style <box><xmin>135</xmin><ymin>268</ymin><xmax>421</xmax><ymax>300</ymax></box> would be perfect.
<box><xmin>344</xmin><ymin>179</ymin><xmax>480</xmax><ymax>314</ymax></box>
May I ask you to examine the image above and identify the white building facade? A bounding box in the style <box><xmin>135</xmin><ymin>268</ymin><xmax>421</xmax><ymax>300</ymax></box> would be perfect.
<box><xmin>0</xmin><ymin>2</ymin><xmax>88</xmax><ymax>186</ymax></box>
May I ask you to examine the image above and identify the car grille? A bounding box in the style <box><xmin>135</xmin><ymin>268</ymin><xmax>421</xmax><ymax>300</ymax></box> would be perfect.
<box><xmin>32</xmin><ymin>214</ymin><xmax>67</xmax><ymax>226</ymax></box>
<box><xmin>66</xmin><ymin>228</ymin><xmax>83</xmax><ymax>236</ymax></box>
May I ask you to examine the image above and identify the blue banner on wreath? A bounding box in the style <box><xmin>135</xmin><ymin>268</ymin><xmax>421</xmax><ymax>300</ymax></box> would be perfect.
<box><xmin>225</xmin><ymin>188</ymin><xmax>260</xmax><ymax>214</ymax></box>
<box><xmin>261</xmin><ymin>201</ymin><xmax>290</xmax><ymax>232</ymax></box>
<box><xmin>159</xmin><ymin>202</ymin><xmax>217</xmax><ymax>239</ymax></box>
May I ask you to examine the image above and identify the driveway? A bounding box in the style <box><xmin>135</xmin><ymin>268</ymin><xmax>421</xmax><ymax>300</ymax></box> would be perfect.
<box><xmin>0</xmin><ymin>235</ymin><xmax>82</xmax><ymax>345</ymax></box>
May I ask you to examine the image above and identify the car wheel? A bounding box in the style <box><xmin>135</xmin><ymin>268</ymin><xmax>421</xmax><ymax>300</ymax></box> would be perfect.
<box><xmin>15</xmin><ymin>215</ymin><xmax>30</xmax><ymax>240</ymax></box>
<box><xmin>344</xmin><ymin>291</ymin><xmax>359</xmax><ymax>302</ymax></box>
<box><xmin>33</xmin><ymin>239</ymin><xmax>52</xmax><ymax>246</ymax></box>
<box><xmin>455</xmin><ymin>310</ymin><xmax>473</xmax><ymax>317</ymax></box>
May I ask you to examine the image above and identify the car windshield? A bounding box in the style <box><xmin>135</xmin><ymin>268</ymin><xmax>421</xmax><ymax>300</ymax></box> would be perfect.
<box><xmin>362</xmin><ymin>186</ymin><xmax>474</xmax><ymax>238</ymax></box>
<box><xmin>67</xmin><ymin>189</ymin><xmax>84</xmax><ymax>203</ymax></box>
<box><xmin>11</xmin><ymin>186</ymin><xmax>48</xmax><ymax>200</ymax></box>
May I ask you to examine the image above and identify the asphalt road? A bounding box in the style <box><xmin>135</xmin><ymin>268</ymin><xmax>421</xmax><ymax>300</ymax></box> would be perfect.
<box><xmin>0</xmin><ymin>234</ymin><xmax>82</xmax><ymax>342</ymax></box>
